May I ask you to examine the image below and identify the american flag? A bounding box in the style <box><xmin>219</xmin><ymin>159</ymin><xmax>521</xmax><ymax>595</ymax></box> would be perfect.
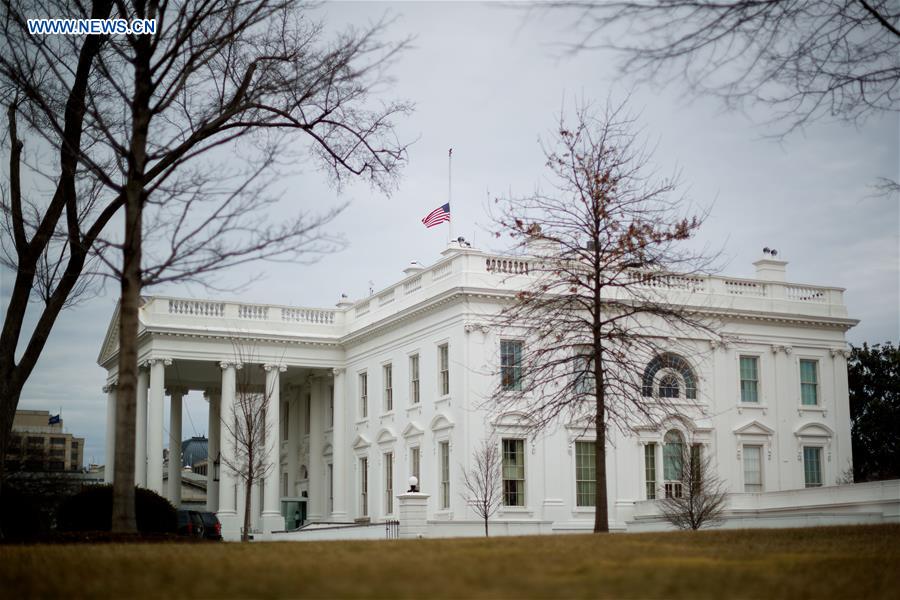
<box><xmin>422</xmin><ymin>203</ymin><xmax>451</xmax><ymax>228</ymax></box>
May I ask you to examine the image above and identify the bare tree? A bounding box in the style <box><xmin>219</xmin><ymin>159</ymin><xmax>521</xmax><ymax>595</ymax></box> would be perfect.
<box><xmin>489</xmin><ymin>98</ymin><xmax>720</xmax><ymax>533</ymax></box>
<box><xmin>220</xmin><ymin>342</ymin><xmax>276</xmax><ymax>543</ymax></box>
<box><xmin>658</xmin><ymin>439</ymin><xmax>727</xmax><ymax>531</ymax></box>
<box><xmin>0</xmin><ymin>1</ymin><xmax>411</xmax><ymax>534</ymax></box>
<box><xmin>541</xmin><ymin>1</ymin><xmax>899</xmax><ymax>134</ymax></box>
<box><xmin>461</xmin><ymin>436</ymin><xmax>503</xmax><ymax>537</ymax></box>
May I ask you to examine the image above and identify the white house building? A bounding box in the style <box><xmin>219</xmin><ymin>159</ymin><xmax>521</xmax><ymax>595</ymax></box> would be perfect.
<box><xmin>97</xmin><ymin>243</ymin><xmax>898</xmax><ymax>540</ymax></box>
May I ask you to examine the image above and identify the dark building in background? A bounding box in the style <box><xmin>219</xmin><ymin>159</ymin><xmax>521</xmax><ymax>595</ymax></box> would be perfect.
<box><xmin>5</xmin><ymin>410</ymin><xmax>85</xmax><ymax>472</ymax></box>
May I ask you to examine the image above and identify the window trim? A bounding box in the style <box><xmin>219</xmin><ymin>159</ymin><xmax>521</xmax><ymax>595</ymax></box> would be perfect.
<box><xmin>437</xmin><ymin>342</ymin><xmax>450</xmax><ymax>398</ymax></box>
<box><xmin>742</xmin><ymin>444</ymin><xmax>764</xmax><ymax>492</ymax></box>
<box><xmin>574</xmin><ymin>440</ymin><xmax>596</xmax><ymax>507</ymax></box>
<box><xmin>409</xmin><ymin>353</ymin><xmax>420</xmax><ymax>405</ymax></box>
<box><xmin>501</xmin><ymin>437</ymin><xmax>526</xmax><ymax>508</ymax></box>
<box><xmin>644</xmin><ymin>442</ymin><xmax>657</xmax><ymax>500</ymax></box>
<box><xmin>359</xmin><ymin>455</ymin><xmax>369</xmax><ymax>517</ymax></box>
<box><xmin>438</xmin><ymin>440</ymin><xmax>451</xmax><ymax>510</ymax></box>
<box><xmin>358</xmin><ymin>371</ymin><xmax>368</xmax><ymax>420</ymax></box>
<box><xmin>384</xmin><ymin>451</ymin><xmax>394</xmax><ymax>516</ymax></box>
<box><xmin>382</xmin><ymin>362</ymin><xmax>393</xmax><ymax>413</ymax></box>
<box><xmin>802</xmin><ymin>445</ymin><xmax>824</xmax><ymax>488</ymax></box>
<box><xmin>738</xmin><ymin>354</ymin><xmax>761</xmax><ymax>404</ymax></box>
<box><xmin>500</xmin><ymin>339</ymin><xmax>524</xmax><ymax>392</ymax></box>
<box><xmin>799</xmin><ymin>357</ymin><xmax>820</xmax><ymax>407</ymax></box>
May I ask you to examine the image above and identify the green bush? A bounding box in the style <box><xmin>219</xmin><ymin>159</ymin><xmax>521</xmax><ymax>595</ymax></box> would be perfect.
<box><xmin>56</xmin><ymin>485</ymin><xmax>176</xmax><ymax>533</ymax></box>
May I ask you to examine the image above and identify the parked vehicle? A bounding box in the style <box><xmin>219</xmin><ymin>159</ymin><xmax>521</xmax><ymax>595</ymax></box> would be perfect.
<box><xmin>176</xmin><ymin>509</ymin><xmax>204</xmax><ymax>539</ymax></box>
<box><xmin>198</xmin><ymin>511</ymin><xmax>222</xmax><ymax>541</ymax></box>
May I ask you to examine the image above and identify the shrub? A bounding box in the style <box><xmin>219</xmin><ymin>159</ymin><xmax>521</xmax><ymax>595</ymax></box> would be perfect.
<box><xmin>57</xmin><ymin>485</ymin><xmax>176</xmax><ymax>533</ymax></box>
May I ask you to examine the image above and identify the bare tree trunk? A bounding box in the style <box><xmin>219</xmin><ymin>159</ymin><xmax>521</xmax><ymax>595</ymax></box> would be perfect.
<box><xmin>111</xmin><ymin>28</ymin><xmax>152</xmax><ymax>534</ymax></box>
<box><xmin>593</xmin><ymin>391</ymin><xmax>609</xmax><ymax>533</ymax></box>
<box><xmin>243</xmin><ymin>467</ymin><xmax>253</xmax><ymax>542</ymax></box>
<box><xmin>484</xmin><ymin>514</ymin><xmax>489</xmax><ymax>537</ymax></box>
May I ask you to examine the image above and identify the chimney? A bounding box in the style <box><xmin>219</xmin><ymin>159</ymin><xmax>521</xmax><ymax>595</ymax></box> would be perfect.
<box><xmin>753</xmin><ymin>253</ymin><xmax>788</xmax><ymax>282</ymax></box>
<box><xmin>403</xmin><ymin>261</ymin><xmax>425</xmax><ymax>276</ymax></box>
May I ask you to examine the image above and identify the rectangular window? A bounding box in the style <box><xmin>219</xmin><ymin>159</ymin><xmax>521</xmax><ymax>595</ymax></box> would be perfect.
<box><xmin>800</xmin><ymin>359</ymin><xmax>819</xmax><ymax>405</ymax></box>
<box><xmin>500</xmin><ymin>340</ymin><xmax>524</xmax><ymax>391</ymax></box>
<box><xmin>411</xmin><ymin>447</ymin><xmax>420</xmax><ymax>484</ymax></box>
<box><xmin>359</xmin><ymin>372</ymin><xmax>368</xmax><ymax>419</ymax></box>
<box><xmin>282</xmin><ymin>472</ymin><xmax>288</xmax><ymax>497</ymax></box>
<box><xmin>803</xmin><ymin>446</ymin><xmax>823</xmax><ymax>488</ymax></box>
<box><xmin>384</xmin><ymin>452</ymin><xmax>394</xmax><ymax>514</ymax></box>
<box><xmin>360</xmin><ymin>457</ymin><xmax>369</xmax><ymax>516</ymax></box>
<box><xmin>502</xmin><ymin>438</ymin><xmax>526</xmax><ymax>507</ymax></box>
<box><xmin>743</xmin><ymin>445</ymin><xmax>763</xmax><ymax>492</ymax></box>
<box><xmin>439</xmin><ymin>441</ymin><xmax>450</xmax><ymax>509</ymax></box>
<box><xmin>383</xmin><ymin>364</ymin><xmax>393</xmax><ymax>412</ymax></box>
<box><xmin>644</xmin><ymin>443</ymin><xmax>657</xmax><ymax>500</ymax></box>
<box><xmin>739</xmin><ymin>356</ymin><xmax>759</xmax><ymax>403</ymax></box>
<box><xmin>410</xmin><ymin>354</ymin><xmax>420</xmax><ymax>404</ymax></box>
<box><xmin>282</xmin><ymin>402</ymin><xmax>290</xmax><ymax>441</ymax></box>
<box><xmin>438</xmin><ymin>343</ymin><xmax>450</xmax><ymax>396</ymax></box>
<box><xmin>575</xmin><ymin>350</ymin><xmax>594</xmax><ymax>395</ymax></box>
<box><xmin>575</xmin><ymin>441</ymin><xmax>596</xmax><ymax>507</ymax></box>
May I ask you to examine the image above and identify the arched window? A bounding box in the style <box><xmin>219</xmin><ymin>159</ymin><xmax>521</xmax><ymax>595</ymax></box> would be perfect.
<box><xmin>658</xmin><ymin>374</ymin><xmax>680</xmax><ymax>398</ymax></box>
<box><xmin>641</xmin><ymin>353</ymin><xmax>697</xmax><ymax>399</ymax></box>
<box><xmin>663</xmin><ymin>430</ymin><xmax>685</xmax><ymax>498</ymax></box>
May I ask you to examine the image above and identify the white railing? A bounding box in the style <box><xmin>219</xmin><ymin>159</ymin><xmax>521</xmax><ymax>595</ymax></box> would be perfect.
<box><xmin>786</xmin><ymin>285</ymin><xmax>827</xmax><ymax>303</ymax></box>
<box><xmin>168</xmin><ymin>299</ymin><xmax>225</xmax><ymax>317</ymax></box>
<box><xmin>281</xmin><ymin>308</ymin><xmax>336</xmax><ymax>324</ymax></box>
<box><xmin>628</xmin><ymin>272</ymin><xmax>706</xmax><ymax>292</ymax></box>
<box><xmin>486</xmin><ymin>258</ymin><xmax>530</xmax><ymax>275</ymax></box>
<box><xmin>377</xmin><ymin>288</ymin><xmax>395</xmax><ymax>306</ymax></box>
<box><xmin>724</xmin><ymin>279</ymin><xmax>766</xmax><ymax>297</ymax></box>
<box><xmin>403</xmin><ymin>276</ymin><xmax>422</xmax><ymax>295</ymax></box>
<box><xmin>432</xmin><ymin>261</ymin><xmax>452</xmax><ymax>280</ymax></box>
<box><xmin>356</xmin><ymin>301</ymin><xmax>370</xmax><ymax>317</ymax></box>
<box><xmin>237</xmin><ymin>304</ymin><xmax>268</xmax><ymax>320</ymax></box>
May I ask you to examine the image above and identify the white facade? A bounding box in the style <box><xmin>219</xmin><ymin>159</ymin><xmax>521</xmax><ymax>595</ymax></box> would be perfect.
<box><xmin>98</xmin><ymin>243</ymin><xmax>882</xmax><ymax>540</ymax></box>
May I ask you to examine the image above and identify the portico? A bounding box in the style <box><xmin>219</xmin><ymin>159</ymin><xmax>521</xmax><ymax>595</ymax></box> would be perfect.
<box><xmin>98</xmin><ymin>300</ymin><xmax>351</xmax><ymax>540</ymax></box>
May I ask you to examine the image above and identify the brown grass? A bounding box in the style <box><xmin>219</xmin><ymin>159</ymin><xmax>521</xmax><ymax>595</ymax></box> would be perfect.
<box><xmin>2</xmin><ymin>524</ymin><xmax>898</xmax><ymax>599</ymax></box>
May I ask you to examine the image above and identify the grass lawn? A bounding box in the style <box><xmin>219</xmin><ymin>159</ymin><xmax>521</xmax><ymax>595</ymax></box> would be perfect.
<box><xmin>2</xmin><ymin>524</ymin><xmax>898</xmax><ymax>598</ymax></box>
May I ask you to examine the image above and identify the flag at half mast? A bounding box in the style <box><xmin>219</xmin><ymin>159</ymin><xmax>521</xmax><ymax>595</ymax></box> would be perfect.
<box><xmin>422</xmin><ymin>203</ymin><xmax>450</xmax><ymax>228</ymax></box>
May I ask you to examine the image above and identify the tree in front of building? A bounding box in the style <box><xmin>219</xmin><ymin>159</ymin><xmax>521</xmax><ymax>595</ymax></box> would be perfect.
<box><xmin>0</xmin><ymin>0</ymin><xmax>410</xmax><ymax>535</ymax></box>
<box><xmin>490</xmin><ymin>99</ymin><xmax>720</xmax><ymax>533</ymax></box>
<box><xmin>460</xmin><ymin>437</ymin><xmax>503</xmax><ymax>537</ymax></box>
<box><xmin>849</xmin><ymin>342</ymin><xmax>900</xmax><ymax>482</ymax></box>
<box><xmin>658</xmin><ymin>438</ymin><xmax>727</xmax><ymax>531</ymax></box>
<box><xmin>221</xmin><ymin>343</ymin><xmax>276</xmax><ymax>543</ymax></box>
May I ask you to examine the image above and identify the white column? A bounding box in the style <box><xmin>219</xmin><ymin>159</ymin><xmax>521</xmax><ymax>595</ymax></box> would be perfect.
<box><xmin>135</xmin><ymin>367</ymin><xmax>149</xmax><ymax>487</ymax></box>
<box><xmin>167</xmin><ymin>387</ymin><xmax>185</xmax><ymax>506</ymax></box>
<box><xmin>261</xmin><ymin>363</ymin><xmax>286</xmax><ymax>533</ymax></box>
<box><xmin>206</xmin><ymin>388</ymin><xmax>221</xmax><ymax>512</ymax></box>
<box><xmin>308</xmin><ymin>377</ymin><xmax>324</xmax><ymax>521</ymax></box>
<box><xmin>217</xmin><ymin>362</ymin><xmax>239</xmax><ymax>540</ymax></box>
<box><xmin>331</xmin><ymin>368</ymin><xmax>348</xmax><ymax>520</ymax></box>
<box><xmin>104</xmin><ymin>383</ymin><xmax>117</xmax><ymax>483</ymax></box>
<box><xmin>147</xmin><ymin>358</ymin><xmax>168</xmax><ymax>495</ymax></box>
<box><xmin>286</xmin><ymin>386</ymin><xmax>300</xmax><ymax>498</ymax></box>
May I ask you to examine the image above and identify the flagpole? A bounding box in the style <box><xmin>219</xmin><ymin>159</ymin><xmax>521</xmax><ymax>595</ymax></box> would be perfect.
<box><xmin>447</xmin><ymin>147</ymin><xmax>453</xmax><ymax>245</ymax></box>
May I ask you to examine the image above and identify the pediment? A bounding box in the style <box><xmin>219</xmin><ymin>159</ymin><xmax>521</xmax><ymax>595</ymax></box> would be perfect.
<box><xmin>352</xmin><ymin>434</ymin><xmax>371</xmax><ymax>450</ymax></box>
<box><xmin>430</xmin><ymin>412</ymin><xmax>454</xmax><ymax>432</ymax></box>
<box><xmin>491</xmin><ymin>410</ymin><xmax>534</xmax><ymax>429</ymax></box>
<box><xmin>794</xmin><ymin>422</ymin><xmax>834</xmax><ymax>438</ymax></box>
<box><xmin>734</xmin><ymin>420</ymin><xmax>775</xmax><ymax>437</ymax></box>
<box><xmin>376</xmin><ymin>427</ymin><xmax>398</xmax><ymax>445</ymax></box>
<box><xmin>97</xmin><ymin>303</ymin><xmax>121</xmax><ymax>366</ymax></box>
<box><xmin>402</xmin><ymin>422</ymin><xmax>424</xmax><ymax>439</ymax></box>
<box><xmin>323</xmin><ymin>443</ymin><xmax>333</xmax><ymax>456</ymax></box>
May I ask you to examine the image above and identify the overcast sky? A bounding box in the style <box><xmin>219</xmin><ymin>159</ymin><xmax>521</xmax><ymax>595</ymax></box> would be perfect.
<box><xmin>4</xmin><ymin>1</ymin><xmax>898</xmax><ymax>468</ymax></box>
